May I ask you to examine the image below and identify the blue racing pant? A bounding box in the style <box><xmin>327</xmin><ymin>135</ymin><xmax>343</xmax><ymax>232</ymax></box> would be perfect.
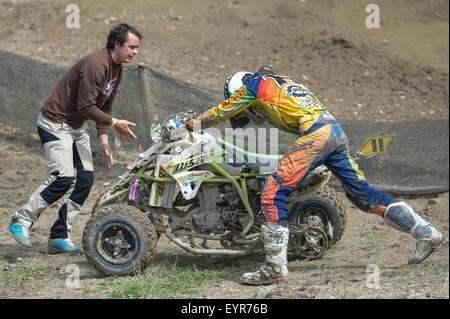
<box><xmin>261</xmin><ymin>119</ymin><xmax>394</xmax><ymax>224</ymax></box>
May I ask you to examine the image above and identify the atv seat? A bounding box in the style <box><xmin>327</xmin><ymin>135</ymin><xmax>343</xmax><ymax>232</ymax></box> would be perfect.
<box><xmin>213</xmin><ymin>137</ymin><xmax>281</xmax><ymax>174</ymax></box>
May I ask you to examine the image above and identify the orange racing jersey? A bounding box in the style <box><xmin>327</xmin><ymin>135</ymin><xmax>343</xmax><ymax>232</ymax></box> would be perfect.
<box><xmin>195</xmin><ymin>75</ymin><xmax>334</xmax><ymax>135</ymax></box>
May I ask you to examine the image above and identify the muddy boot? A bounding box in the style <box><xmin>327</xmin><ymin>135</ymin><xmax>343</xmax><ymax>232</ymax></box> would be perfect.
<box><xmin>384</xmin><ymin>202</ymin><xmax>445</xmax><ymax>265</ymax></box>
<box><xmin>238</xmin><ymin>222</ymin><xmax>289</xmax><ymax>285</ymax></box>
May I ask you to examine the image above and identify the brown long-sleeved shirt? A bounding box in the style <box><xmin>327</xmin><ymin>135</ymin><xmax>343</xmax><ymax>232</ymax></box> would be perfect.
<box><xmin>41</xmin><ymin>48</ymin><xmax>122</xmax><ymax>136</ymax></box>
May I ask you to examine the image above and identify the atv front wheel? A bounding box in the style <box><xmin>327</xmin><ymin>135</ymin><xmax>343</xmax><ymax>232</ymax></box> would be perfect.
<box><xmin>82</xmin><ymin>204</ymin><xmax>158</xmax><ymax>276</ymax></box>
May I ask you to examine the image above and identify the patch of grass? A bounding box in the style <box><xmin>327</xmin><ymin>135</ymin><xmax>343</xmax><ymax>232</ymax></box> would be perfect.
<box><xmin>0</xmin><ymin>261</ymin><xmax>55</xmax><ymax>287</ymax></box>
<box><xmin>99</xmin><ymin>255</ymin><xmax>262</xmax><ymax>299</ymax></box>
<box><xmin>423</xmin><ymin>257</ymin><xmax>450</xmax><ymax>274</ymax></box>
<box><xmin>357</xmin><ymin>229</ymin><xmax>378</xmax><ymax>258</ymax></box>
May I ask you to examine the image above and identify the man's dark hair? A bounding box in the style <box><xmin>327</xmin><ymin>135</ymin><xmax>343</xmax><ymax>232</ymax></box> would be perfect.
<box><xmin>106</xmin><ymin>23</ymin><xmax>142</xmax><ymax>49</ymax></box>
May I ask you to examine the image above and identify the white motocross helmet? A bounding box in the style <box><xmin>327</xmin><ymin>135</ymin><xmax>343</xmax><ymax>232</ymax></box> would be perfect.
<box><xmin>223</xmin><ymin>71</ymin><xmax>253</xmax><ymax>99</ymax></box>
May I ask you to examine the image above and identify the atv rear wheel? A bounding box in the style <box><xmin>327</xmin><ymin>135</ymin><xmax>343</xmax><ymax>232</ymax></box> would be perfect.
<box><xmin>288</xmin><ymin>185</ymin><xmax>346</xmax><ymax>243</ymax></box>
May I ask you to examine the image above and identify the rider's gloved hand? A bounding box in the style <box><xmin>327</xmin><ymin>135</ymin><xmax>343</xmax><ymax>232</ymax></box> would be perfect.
<box><xmin>185</xmin><ymin>119</ymin><xmax>194</xmax><ymax>132</ymax></box>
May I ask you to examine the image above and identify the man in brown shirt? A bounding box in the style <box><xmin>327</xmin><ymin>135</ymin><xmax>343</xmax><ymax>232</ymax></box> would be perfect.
<box><xmin>7</xmin><ymin>23</ymin><xmax>141</xmax><ymax>253</ymax></box>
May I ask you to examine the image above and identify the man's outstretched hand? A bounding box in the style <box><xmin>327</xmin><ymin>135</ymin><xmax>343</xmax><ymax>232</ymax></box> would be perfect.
<box><xmin>99</xmin><ymin>142</ymin><xmax>113</xmax><ymax>168</ymax></box>
<box><xmin>113</xmin><ymin>118</ymin><xmax>137</xmax><ymax>142</ymax></box>
<box><xmin>98</xmin><ymin>134</ymin><xmax>114</xmax><ymax>168</ymax></box>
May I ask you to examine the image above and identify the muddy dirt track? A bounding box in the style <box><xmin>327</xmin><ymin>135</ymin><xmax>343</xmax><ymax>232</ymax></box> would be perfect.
<box><xmin>0</xmin><ymin>0</ymin><xmax>448</xmax><ymax>299</ymax></box>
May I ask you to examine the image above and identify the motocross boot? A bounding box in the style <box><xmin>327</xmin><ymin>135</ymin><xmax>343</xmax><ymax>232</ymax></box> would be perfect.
<box><xmin>384</xmin><ymin>202</ymin><xmax>445</xmax><ymax>264</ymax></box>
<box><xmin>238</xmin><ymin>222</ymin><xmax>289</xmax><ymax>285</ymax></box>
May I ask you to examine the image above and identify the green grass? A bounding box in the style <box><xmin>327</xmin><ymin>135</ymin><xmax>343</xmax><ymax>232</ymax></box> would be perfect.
<box><xmin>357</xmin><ymin>229</ymin><xmax>378</xmax><ymax>258</ymax></box>
<box><xmin>98</xmin><ymin>254</ymin><xmax>263</xmax><ymax>298</ymax></box>
<box><xmin>0</xmin><ymin>261</ymin><xmax>54</xmax><ymax>286</ymax></box>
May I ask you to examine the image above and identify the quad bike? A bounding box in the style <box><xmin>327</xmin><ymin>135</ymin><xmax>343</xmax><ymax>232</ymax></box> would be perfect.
<box><xmin>82</xmin><ymin>111</ymin><xmax>394</xmax><ymax>276</ymax></box>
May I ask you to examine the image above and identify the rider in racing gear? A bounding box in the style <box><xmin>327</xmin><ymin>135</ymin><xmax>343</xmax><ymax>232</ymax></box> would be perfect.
<box><xmin>187</xmin><ymin>65</ymin><xmax>445</xmax><ymax>285</ymax></box>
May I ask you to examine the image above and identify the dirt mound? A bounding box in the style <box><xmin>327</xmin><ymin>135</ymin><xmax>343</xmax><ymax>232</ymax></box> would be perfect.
<box><xmin>0</xmin><ymin>0</ymin><xmax>448</xmax><ymax>122</ymax></box>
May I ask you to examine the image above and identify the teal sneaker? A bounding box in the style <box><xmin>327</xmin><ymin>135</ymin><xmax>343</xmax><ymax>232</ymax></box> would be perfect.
<box><xmin>47</xmin><ymin>238</ymin><xmax>82</xmax><ymax>254</ymax></box>
<box><xmin>7</xmin><ymin>221</ymin><xmax>32</xmax><ymax>248</ymax></box>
